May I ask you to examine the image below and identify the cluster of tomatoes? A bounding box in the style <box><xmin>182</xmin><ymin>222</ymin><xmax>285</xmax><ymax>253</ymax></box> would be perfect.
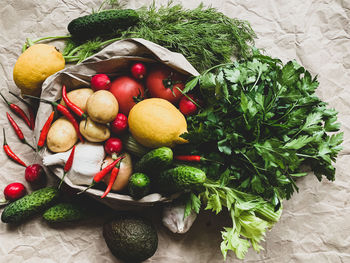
<box><xmin>91</xmin><ymin>62</ymin><xmax>200</xmax><ymax>118</ymax></box>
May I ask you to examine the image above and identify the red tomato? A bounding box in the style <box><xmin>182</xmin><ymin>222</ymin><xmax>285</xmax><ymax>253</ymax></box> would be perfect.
<box><xmin>109</xmin><ymin>76</ymin><xmax>145</xmax><ymax>115</ymax></box>
<box><xmin>146</xmin><ymin>66</ymin><xmax>186</xmax><ymax>104</ymax></box>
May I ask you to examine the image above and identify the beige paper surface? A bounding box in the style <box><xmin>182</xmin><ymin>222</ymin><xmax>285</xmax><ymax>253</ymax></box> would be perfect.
<box><xmin>0</xmin><ymin>0</ymin><xmax>349</xmax><ymax>262</ymax></box>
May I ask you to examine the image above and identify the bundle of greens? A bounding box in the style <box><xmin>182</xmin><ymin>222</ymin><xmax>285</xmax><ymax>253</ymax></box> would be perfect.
<box><xmin>26</xmin><ymin>2</ymin><xmax>256</xmax><ymax>71</ymax></box>
<box><xmin>181</xmin><ymin>50</ymin><xmax>343</xmax><ymax>207</ymax></box>
<box><xmin>177</xmin><ymin>50</ymin><xmax>343</xmax><ymax>259</ymax></box>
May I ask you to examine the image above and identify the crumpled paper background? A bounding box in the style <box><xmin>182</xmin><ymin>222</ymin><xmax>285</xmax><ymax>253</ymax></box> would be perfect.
<box><xmin>0</xmin><ymin>0</ymin><xmax>349</xmax><ymax>262</ymax></box>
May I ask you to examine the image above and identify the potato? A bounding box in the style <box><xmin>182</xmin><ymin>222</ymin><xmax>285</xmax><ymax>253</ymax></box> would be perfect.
<box><xmin>86</xmin><ymin>90</ymin><xmax>118</xmax><ymax>124</ymax></box>
<box><xmin>60</xmin><ymin>88</ymin><xmax>94</xmax><ymax>112</ymax></box>
<box><xmin>80</xmin><ymin>117</ymin><xmax>110</xmax><ymax>142</ymax></box>
<box><xmin>47</xmin><ymin>117</ymin><xmax>78</xmax><ymax>153</ymax></box>
<box><xmin>101</xmin><ymin>153</ymin><xmax>133</xmax><ymax>192</ymax></box>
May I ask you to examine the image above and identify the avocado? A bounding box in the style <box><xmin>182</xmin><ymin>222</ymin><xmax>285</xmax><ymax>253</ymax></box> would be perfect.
<box><xmin>103</xmin><ymin>214</ymin><xmax>158</xmax><ymax>262</ymax></box>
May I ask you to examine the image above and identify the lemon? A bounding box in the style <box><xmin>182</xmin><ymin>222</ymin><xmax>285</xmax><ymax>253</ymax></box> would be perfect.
<box><xmin>128</xmin><ymin>98</ymin><xmax>188</xmax><ymax>148</ymax></box>
<box><xmin>13</xmin><ymin>44</ymin><xmax>65</xmax><ymax>96</ymax></box>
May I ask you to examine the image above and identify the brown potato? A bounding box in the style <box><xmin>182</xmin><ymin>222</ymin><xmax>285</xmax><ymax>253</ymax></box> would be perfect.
<box><xmin>47</xmin><ymin>117</ymin><xmax>78</xmax><ymax>153</ymax></box>
<box><xmin>79</xmin><ymin>117</ymin><xmax>110</xmax><ymax>142</ymax></box>
<box><xmin>60</xmin><ymin>88</ymin><xmax>94</xmax><ymax>112</ymax></box>
<box><xmin>101</xmin><ymin>153</ymin><xmax>133</xmax><ymax>192</ymax></box>
<box><xmin>86</xmin><ymin>90</ymin><xmax>118</xmax><ymax>124</ymax></box>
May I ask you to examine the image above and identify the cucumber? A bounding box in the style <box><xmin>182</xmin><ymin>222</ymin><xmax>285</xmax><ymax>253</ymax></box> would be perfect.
<box><xmin>1</xmin><ymin>187</ymin><xmax>60</xmax><ymax>224</ymax></box>
<box><xmin>68</xmin><ymin>9</ymin><xmax>140</xmax><ymax>40</ymax></box>
<box><xmin>128</xmin><ymin>173</ymin><xmax>151</xmax><ymax>200</ymax></box>
<box><xmin>43</xmin><ymin>203</ymin><xmax>88</xmax><ymax>223</ymax></box>
<box><xmin>157</xmin><ymin>166</ymin><xmax>206</xmax><ymax>193</ymax></box>
<box><xmin>135</xmin><ymin>147</ymin><xmax>173</xmax><ymax>173</ymax></box>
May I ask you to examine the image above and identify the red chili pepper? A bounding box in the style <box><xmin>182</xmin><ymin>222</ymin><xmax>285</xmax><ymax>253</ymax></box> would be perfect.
<box><xmin>6</xmin><ymin>112</ymin><xmax>35</xmax><ymax>151</ymax></box>
<box><xmin>37</xmin><ymin>111</ymin><xmax>55</xmax><ymax>150</ymax></box>
<box><xmin>9</xmin><ymin>91</ymin><xmax>36</xmax><ymax>130</ymax></box>
<box><xmin>62</xmin><ymin>85</ymin><xmax>87</xmax><ymax>119</ymax></box>
<box><xmin>174</xmin><ymin>155</ymin><xmax>223</xmax><ymax>164</ymax></box>
<box><xmin>24</xmin><ymin>95</ymin><xmax>84</xmax><ymax>143</ymax></box>
<box><xmin>3</xmin><ymin>128</ymin><xmax>27</xmax><ymax>167</ymax></box>
<box><xmin>77</xmin><ymin>156</ymin><xmax>125</xmax><ymax>195</ymax></box>
<box><xmin>58</xmin><ymin>145</ymin><xmax>76</xmax><ymax>189</ymax></box>
<box><xmin>0</xmin><ymin>92</ymin><xmax>31</xmax><ymax>129</ymax></box>
<box><xmin>101</xmin><ymin>161</ymin><xmax>121</xmax><ymax>199</ymax></box>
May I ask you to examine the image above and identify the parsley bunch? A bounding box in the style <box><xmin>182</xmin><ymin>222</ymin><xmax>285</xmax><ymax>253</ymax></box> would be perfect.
<box><xmin>182</xmin><ymin>51</ymin><xmax>343</xmax><ymax>208</ymax></box>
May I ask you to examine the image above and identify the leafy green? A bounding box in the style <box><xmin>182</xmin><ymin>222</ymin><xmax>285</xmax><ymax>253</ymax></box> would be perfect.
<box><xmin>182</xmin><ymin>51</ymin><xmax>343</xmax><ymax>205</ymax></box>
<box><xmin>196</xmin><ymin>181</ymin><xmax>281</xmax><ymax>260</ymax></box>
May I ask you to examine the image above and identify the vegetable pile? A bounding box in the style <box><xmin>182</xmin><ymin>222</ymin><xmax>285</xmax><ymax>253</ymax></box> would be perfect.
<box><xmin>0</xmin><ymin>1</ymin><xmax>344</xmax><ymax>262</ymax></box>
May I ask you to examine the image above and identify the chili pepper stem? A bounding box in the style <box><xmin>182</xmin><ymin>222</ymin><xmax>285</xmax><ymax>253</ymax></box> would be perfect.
<box><xmin>76</xmin><ymin>183</ymin><xmax>95</xmax><ymax>195</ymax></box>
<box><xmin>58</xmin><ymin>172</ymin><xmax>67</xmax><ymax>189</ymax></box>
<box><xmin>23</xmin><ymin>139</ymin><xmax>36</xmax><ymax>152</ymax></box>
<box><xmin>0</xmin><ymin>92</ymin><xmax>11</xmax><ymax>106</ymax></box>
<box><xmin>200</xmin><ymin>157</ymin><xmax>224</xmax><ymax>165</ymax></box>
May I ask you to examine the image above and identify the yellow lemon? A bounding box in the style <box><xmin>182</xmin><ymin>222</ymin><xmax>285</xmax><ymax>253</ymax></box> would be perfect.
<box><xmin>13</xmin><ymin>44</ymin><xmax>65</xmax><ymax>96</ymax></box>
<box><xmin>128</xmin><ymin>98</ymin><xmax>188</xmax><ymax>148</ymax></box>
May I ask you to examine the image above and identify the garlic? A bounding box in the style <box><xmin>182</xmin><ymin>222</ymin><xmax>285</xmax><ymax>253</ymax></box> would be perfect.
<box><xmin>43</xmin><ymin>142</ymin><xmax>105</xmax><ymax>185</ymax></box>
<box><xmin>162</xmin><ymin>203</ymin><xmax>197</xmax><ymax>234</ymax></box>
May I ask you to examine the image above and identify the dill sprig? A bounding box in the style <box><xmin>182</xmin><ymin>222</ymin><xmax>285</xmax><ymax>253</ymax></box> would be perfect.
<box><xmin>24</xmin><ymin>2</ymin><xmax>257</xmax><ymax>72</ymax></box>
<box><xmin>119</xmin><ymin>3</ymin><xmax>256</xmax><ymax>72</ymax></box>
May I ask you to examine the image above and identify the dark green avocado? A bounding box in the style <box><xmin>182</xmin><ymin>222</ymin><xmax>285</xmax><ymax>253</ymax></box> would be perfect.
<box><xmin>103</xmin><ymin>214</ymin><xmax>158</xmax><ymax>262</ymax></box>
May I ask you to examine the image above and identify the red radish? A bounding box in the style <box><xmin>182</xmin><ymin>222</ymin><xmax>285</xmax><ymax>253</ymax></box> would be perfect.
<box><xmin>25</xmin><ymin>164</ymin><xmax>45</xmax><ymax>184</ymax></box>
<box><xmin>131</xmin><ymin>62</ymin><xmax>146</xmax><ymax>79</ymax></box>
<box><xmin>91</xmin><ymin>74</ymin><xmax>111</xmax><ymax>91</ymax></box>
<box><xmin>179</xmin><ymin>94</ymin><xmax>200</xmax><ymax>116</ymax></box>
<box><xmin>104</xmin><ymin>137</ymin><xmax>123</xmax><ymax>159</ymax></box>
<box><xmin>4</xmin><ymin>182</ymin><xmax>26</xmax><ymax>201</ymax></box>
<box><xmin>111</xmin><ymin>113</ymin><xmax>128</xmax><ymax>134</ymax></box>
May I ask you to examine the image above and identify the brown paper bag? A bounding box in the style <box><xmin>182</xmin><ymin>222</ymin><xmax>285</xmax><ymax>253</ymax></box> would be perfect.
<box><xmin>37</xmin><ymin>38</ymin><xmax>199</xmax><ymax>210</ymax></box>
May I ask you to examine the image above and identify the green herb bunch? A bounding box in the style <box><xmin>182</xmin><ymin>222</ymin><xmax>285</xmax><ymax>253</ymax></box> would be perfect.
<box><xmin>61</xmin><ymin>2</ymin><xmax>256</xmax><ymax>71</ymax></box>
<box><xmin>121</xmin><ymin>3</ymin><xmax>256</xmax><ymax>72</ymax></box>
<box><xmin>182</xmin><ymin>51</ymin><xmax>343</xmax><ymax>208</ymax></box>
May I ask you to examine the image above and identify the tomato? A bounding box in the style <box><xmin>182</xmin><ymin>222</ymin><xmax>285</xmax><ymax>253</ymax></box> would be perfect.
<box><xmin>109</xmin><ymin>76</ymin><xmax>145</xmax><ymax>115</ymax></box>
<box><xmin>145</xmin><ymin>66</ymin><xmax>186</xmax><ymax>104</ymax></box>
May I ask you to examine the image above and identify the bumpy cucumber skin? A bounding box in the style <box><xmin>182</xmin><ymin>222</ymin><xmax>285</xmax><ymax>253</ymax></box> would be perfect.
<box><xmin>158</xmin><ymin>166</ymin><xmax>206</xmax><ymax>193</ymax></box>
<box><xmin>135</xmin><ymin>147</ymin><xmax>173</xmax><ymax>173</ymax></box>
<box><xmin>128</xmin><ymin>173</ymin><xmax>151</xmax><ymax>200</ymax></box>
<box><xmin>43</xmin><ymin>203</ymin><xmax>87</xmax><ymax>223</ymax></box>
<box><xmin>68</xmin><ymin>9</ymin><xmax>140</xmax><ymax>40</ymax></box>
<box><xmin>1</xmin><ymin>187</ymin><xmax>60</xmax><ymax>224</ymax></box>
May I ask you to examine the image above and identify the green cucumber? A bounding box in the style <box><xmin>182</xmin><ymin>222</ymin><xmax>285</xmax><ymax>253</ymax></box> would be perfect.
<box><xmin>43</xmin><ymin>203</ymin><xmax>88</xmax><ymax>223</ymax></box>
<box><xmin>1</xmin><ymin>187</ymin><xmax>60</xmax><ymax>224</ymax></box>
<box><xmin>128</xmin><ymin>173</ymin><xmax>151</xmax><ymax>200</ymax></box>
<box><xmin>68</xmin><ymin>9</ymin><xmax>140</xmax><ymax>40</ymax></box>
<box><xmin>135</xmin><ymin>147</ymin><xmax>173</xmax><ymax>173</ymax></box>
<box><xmin>157</xmin><ymin>166</ymin><xmax>206</xmax><ymax>193</ymax></box>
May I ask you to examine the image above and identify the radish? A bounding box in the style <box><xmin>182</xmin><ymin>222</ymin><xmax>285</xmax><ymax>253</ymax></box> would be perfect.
<box><xmin>104</xmin><ymin>137</ymin><xmax>123</xmax><ymax>159</ymax></box>
<box><xmin>25</xmin><ymin>164</ymin><xmax>45</xmax><ymax>184</ymax></box>
<box><xmin>91</xmin><ymin>74</ymin><xmax>111</xmax><ymax>91</ymax></box>
<box><xmin>3</xmin><ymin>182</ymin><xmax>26</xmax><ymax>202</ymax></box>
<box><xmin>131</xmin><ymin>62</ymin><xmax>146</xmax><ymax>79</ymax></box>
<box><xmin>179</xmin><ymin>94</ymin><xmax>200</xmax><ymax>116</ymax></box>
<box><xmin>111</xmin><ymin>113</ymin><xmax>128</xmax><ymax>134</ymax></box>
